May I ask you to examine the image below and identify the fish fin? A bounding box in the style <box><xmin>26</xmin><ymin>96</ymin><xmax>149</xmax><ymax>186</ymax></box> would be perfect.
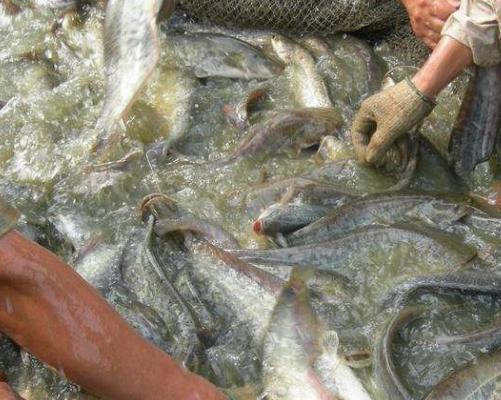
<box><xmin>320</xmin><ymin>330</ymin><xmax>339</xmax><ymax>355</ymax></box>
<box><xmin>275</xmin><ymin>233</ymin><xmax>289</xmax><ymax>248</ymax></box>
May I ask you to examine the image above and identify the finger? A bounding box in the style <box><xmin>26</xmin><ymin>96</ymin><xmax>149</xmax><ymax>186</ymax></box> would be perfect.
<box><xmin>422</xmin><ymin>26</ymin><xmax>441</xmax><ymax>44</ymax></box>
<box><xmin>381</xmin><ymin>145</ymin><xmax>402</xmax><ymax>173</ymax></box>
<box><xmin>422</xmin><ymin>36</ymin><xmax>438</xmax><ymax>50</ymax></box>
<box><xmin>351</xmin><ymin>109</ymin><xmax>376</xmax><ymax>163</ymax></box>
<box><xmin>0</xmin><ymin>383</ymin><xmax>21</xmax><ymax>400</ymax></box>
<box><xmin>425</xmin><ymin>16</ymin><xmax>445</xmax><ymax>33</ymax></box>
<box><xmin>366</xmin><ymin>125</ymin><xmax>405</xmax><ymax>164</ymax></box>
<box><xmin>433</xmin><ymin>0</ymin><xmax>459</xmax><ymax>20</ymax></box>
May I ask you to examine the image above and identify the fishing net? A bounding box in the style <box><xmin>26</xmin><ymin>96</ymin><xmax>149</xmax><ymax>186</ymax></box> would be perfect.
<box><xmin>379</xmin><ymin>22</ymin><xmax>430</xmax><ymax>65</ymax></box>
<box><xmin>178</xmin><ymin>0</ymin><xmax>408</xmax><ymax>34</ymax></box>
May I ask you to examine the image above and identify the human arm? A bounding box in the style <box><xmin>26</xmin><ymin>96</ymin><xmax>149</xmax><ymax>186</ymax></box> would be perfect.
<box><xmin>0</xmin><ymin>229</ymin><xmax>227</xmax><ymax>400</ymax></box>
<box><xmin>352</xmin><ymin>0</ymin><xmax>501</xmax><ymax>165</ymax></box>
<box><xmin>352</xmin><ymin>35</ymin><xmax>473</xmax><ymax>164</ymax></box>
<box><xmin>0</xmin><ymin>382</ymin><xmax>24</xmax><ymax>400</ymax></box>
<box><xmin>0</xmin><ymin>372</ymin><xmax>24</xmax><ymax>400</ymax></box>
<box><xmin>401</xmin><ymin>0</ymin><xmax>460</xmax><ymax>48</ymax></box>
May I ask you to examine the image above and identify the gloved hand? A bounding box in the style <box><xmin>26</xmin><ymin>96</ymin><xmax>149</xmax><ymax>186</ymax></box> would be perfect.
<box><xmin>351</xmin><ymin>78</ymin><xmax>435</xmax><ymax>166</ymax></box>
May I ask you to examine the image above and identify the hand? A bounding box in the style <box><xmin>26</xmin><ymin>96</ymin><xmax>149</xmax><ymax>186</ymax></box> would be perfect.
<box><xmin>351</xmin><ymin>79</ymin><xmax>435</xmax><ymax>166</ymax></box>
<box><xmin>402</xmin><ymin>0</ymin><xmax>460</xmax><ymax>48</ymax></box>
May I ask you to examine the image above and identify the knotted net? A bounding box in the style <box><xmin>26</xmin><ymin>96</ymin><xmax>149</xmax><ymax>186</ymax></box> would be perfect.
<box><xmin>178</xmin><ymin>0</ymin><xmax>408</xmax><ymax>33</ymax></box>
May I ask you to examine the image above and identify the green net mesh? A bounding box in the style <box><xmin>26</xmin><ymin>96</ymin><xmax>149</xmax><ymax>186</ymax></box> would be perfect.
<box><xmin>178</xmin><ymin>0</ymin><xmax>408</xmax><ymax>33</ymax></box>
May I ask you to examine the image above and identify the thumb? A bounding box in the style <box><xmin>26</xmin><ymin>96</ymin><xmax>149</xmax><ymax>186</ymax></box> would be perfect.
<box><xmin>365</xmin><ymin>126</ymin><xmax>394</xmax><ymax>164</ymax></box>
<box><xmin>351</xmin><ymin>107</ymin><xmax>376</xmax><ymax>163</ymax></box>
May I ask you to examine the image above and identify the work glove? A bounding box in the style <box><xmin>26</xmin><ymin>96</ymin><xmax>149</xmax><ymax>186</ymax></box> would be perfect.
<box><xmin>351</xmin><ymin>78</ymin><xmax>435</xmax><ymax>166</ymax></box>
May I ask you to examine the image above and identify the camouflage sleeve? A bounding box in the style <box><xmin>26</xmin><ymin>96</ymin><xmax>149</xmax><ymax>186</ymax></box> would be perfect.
<box><xmin>0</xmin><ymin>197</ymin><xmax>19</xmax><ymax>239</ymax></box>
<box><xmin>442</xmin><ymin>0</ymin><xmax>501</xmax><ymax>67</ymax></box>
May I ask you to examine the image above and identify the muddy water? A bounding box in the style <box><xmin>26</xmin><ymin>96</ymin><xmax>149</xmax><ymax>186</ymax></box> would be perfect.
<box><xmin>1</xmin><ymin>2</ymin><xmax>500</xmax><ymax>399</ymax></box>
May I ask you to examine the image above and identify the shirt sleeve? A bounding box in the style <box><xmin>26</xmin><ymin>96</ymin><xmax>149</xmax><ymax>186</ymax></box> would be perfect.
<box><xmin>0</xmin><ymin>197</ymin><xmax>19</xmax><ymax>239</ymax></box>
<box><xmin>442</xmin><ymin>0</ymin><xmax>501</xmax><ymax>67</ymax></box>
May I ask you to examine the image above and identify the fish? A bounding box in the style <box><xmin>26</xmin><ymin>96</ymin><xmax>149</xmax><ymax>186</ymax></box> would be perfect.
<box><xmin>262</xmin><ymin>274</ymin><xmax>372</xmax><ymax>400</ymax></box>
<box><xmin>299</xmin><ymin>37</ymin><xmax>353</xmax><ymax>108</ymax></box>
<box><xmin>315</xmin><ymin>135</ymin><xmax>352</xmax><ymax>163</ymax></box>
<box><xmin>287</xmin><ymin>194</ymin><xmax>471</xmax><ymax>246</ymax></box>
<box><xmin>228</xmin><ymin>107</ymin><xmax>342</xmax><ymax>161</ymax></box>
<box><xmin>375</xmin><ymin>307</ymin><xmax>426</xmax><ymax>400</ymax></box>
<box><xmin>383</xmin><ymin>271</ymin><xmax>501</xmax><ymax>310</ymax></box>
<box><xmin>243</xmin><ymin>177</ymin><xmax>355</xmax><ymax>216</ymax></box>
<box><xmin>132</xmin><ymin>217</ymin><xmax>206</xmax><ymax>367</ymax></box>
<box><xmin>160</xmin><ymin>32</ymin><xmax>283</xmax><ymax>80</ymax></box>
<box><xmin>231</xmin><ymin>226</ymin><xmax>476</xmax><ymax>273</ymax></box>
<box><xmin>32</xmin><ymin>0</ymin><xmax>77</xmax><ymax>9</ymax></box>
<box><xmin>450</xmin><ymin>65</ymin><xmax>501</xmax><ymax>183</ymax></box>
<box><xmin>271</xmin><ymin>35</ymin><xmax>333</xmax><ymax>109</ymax></box>
<box><xmin>424</xmin><ymin>349</ymin><xmax>501</xmax><ymax>399</ymax></box>
<box><xmin>143</xmin><ymin>194</ymin><xmax>284</xmax><ymax>345</ymax></box>
<box><xmin>461</xmin><ymin>210</ymin><xmax>501</xmax><ymax>239</ymax></box>
<box><xmin>305</xmin><ymin>159</ymin><xmax>398</xmax><ymax>195</ymax></box>
<box><xmin>142</xmin><ymin>193</ymin><xmax>240</xmax><ymax>249</ymax></box>
<box><xmin>105</xmin><ymin>283</ymin><xmax>174</xmax><ymax>356</ymax></box>
<box><xmin>181</xmin><ymin>238</ymin><xmax>283</xmax><ymax>351</ymax></box>
<box><xmin>325</xmin><ymin>35</ymin><xmax>387</xmax><ymax>100</ymax></box>
<box><xmin>130</xmin><ymin>66</ymin><xmax>197</xmax><ymax>153</ymax></box>
<box><xmin>253</xmin><ymin>202</ymin><xmax>332</xmax><ymax>237</ymax></box>
<box><xmin>94</xmin><ymin>0</ymin><xmax>167</xmax><ymax>156</ymax></box>
<box><xmin>436</xmin><ymin>320</ymin><xmax>501</xmax><ymax>349</ymax></box>
<box><xmin>154</xmin><ymin>216</ymin><xmax>240</xmax><ymax>250</ymax></box>
<box><xmin>223</xmin><ymin>87</ymin><xmax>268</xmax><ymax>130</ymax></box>
<box><xmin>411</xmin><ymin>136</ymin><xmax>465</xmax><ymax>194</ymax></box>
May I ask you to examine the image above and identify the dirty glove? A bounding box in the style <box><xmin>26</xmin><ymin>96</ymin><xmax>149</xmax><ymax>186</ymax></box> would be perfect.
<box><xmin>351</xmin><ymin>78</ymin><xmax>435</xmax><ymax>166</ymax></box>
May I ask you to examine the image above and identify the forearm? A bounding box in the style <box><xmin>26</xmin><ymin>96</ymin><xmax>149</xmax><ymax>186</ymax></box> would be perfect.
<box><xmin>412</xmin><ymin>35</ymin><xmax>473</xmax><ymax>98</ymax></box>
<box><xmin>0</xmin><ymin>230</ymin><xmax>225</xmax><ymax>400</ymax></box>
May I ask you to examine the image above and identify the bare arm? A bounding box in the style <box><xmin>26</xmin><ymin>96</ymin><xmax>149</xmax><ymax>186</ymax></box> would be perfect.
<box><xmin>0</xmin><ymin>230</ymin><xmax>226</xmax><ymax>400</ymax></box>
<box><xmin>412</xmin><ymin>35</ymin><xmax>474</xmax><ymax>97</ymax></box>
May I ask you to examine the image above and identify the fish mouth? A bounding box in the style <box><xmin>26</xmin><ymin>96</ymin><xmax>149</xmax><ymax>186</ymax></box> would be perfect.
<box><xmin>253</xmin><ymin>219</ymin><xmax>263</xmax><ymax>234</ymax></box>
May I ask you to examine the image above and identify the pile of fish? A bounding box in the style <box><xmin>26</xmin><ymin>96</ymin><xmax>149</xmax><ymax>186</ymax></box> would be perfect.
<box><xmin>2</xmin><ymin>1</ymin><xmax>501</xmax><ymax>400</ymax></box>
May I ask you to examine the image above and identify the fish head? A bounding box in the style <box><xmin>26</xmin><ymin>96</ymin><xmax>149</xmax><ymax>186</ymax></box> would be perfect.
<box><xmin>254</xmin><ymin>203</ymin><xmax>282</xmax><ymax>235</ymax></box>
<box><xmin>271</xmin><ymin>34</ymin><xmax>295</xmax><ymax>64</ymax></box>
<box><xmin>140</xmin><ymin>193</ymin><xmax>180</xmax><ymax>222</ymax></box>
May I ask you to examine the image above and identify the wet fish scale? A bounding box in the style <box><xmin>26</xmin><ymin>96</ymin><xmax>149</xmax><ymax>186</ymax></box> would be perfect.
<box><xmin>375</xmin><ymin>307</ymin><xmax>426</xmax><ymax>400</ymax></box>
<box><xmin>229</xmin><ymin>107</ymin><xmax>342</xmax><ymax>161</ymax></box>
<box><xmin>425</xmin><ymin>349</ymin><xmax>501</xmax><ymax>399</ymax></box>
<box><xmin>95</xmin><ymin>0</ymin><xmax>164</xmax><ymax>153</ymax></box>
<box><xmin>384</xmin><ymin>271</ymin><xmax>501</xmax><ymax>310</ymax></box>
<box><xmin>263</xmin><ymin>276</ymin><xmax>371</xmax><ymax>400</ymax></box>
<box><xmin>231</xmin><ymin>226</ymin><xmax>475</xmax><ymax>272</ymax></box>
<box><xmin>161</xmin><ymin>33</ymin><xmax>283</xmax><ymax>80</ymax></box>
<box><xmin>450</xmin><ymin>65</ymin><xmax>501</xmax><ymax>183</ymax></box>
<box><xmin>254</xmin><ymin>202</ymin><xmax>331</xmax><ymax>236</ymax></box>
<box><xmin>288</xmin><ymin>194</ymin><xmax>469</xmax><ymax>246</ymax></box>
